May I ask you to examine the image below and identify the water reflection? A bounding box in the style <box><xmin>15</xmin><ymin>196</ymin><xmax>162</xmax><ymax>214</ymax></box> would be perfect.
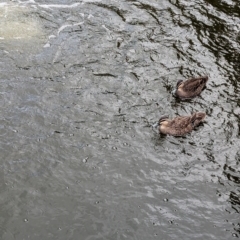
<box><xmin>1</xmin><ymin>0</ymin><xmax>240</xmax><ymax>239</ymax></box>
<box><xmin>224</xmin><ymin>164</ymin><xmax>240</xmax><ymax>209</ymax></box>
<box><xmin>0</xmin><ymin>4</ymin><xmax>43</xmax><ymax>40</ymax></box>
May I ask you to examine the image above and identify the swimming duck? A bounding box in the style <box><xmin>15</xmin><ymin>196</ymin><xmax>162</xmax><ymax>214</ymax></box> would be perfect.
<box><xmin>157</xmin><ymin>112</ymin><xmax>206</xmax><ymax>136</ymax></box>
<box><xmin>174</xmin><ymin>76</ymin><xmax>208</xmax><ymax>99</ymax></box>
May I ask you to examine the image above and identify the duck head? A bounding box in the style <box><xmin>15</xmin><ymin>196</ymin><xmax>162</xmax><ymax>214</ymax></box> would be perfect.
<box><xmin>152</xmin><ymin>115</ymin><xmax>169</xmax><ymax>129</ymax></box>
<box><xmin>192</xmin><ymin>112</ymin><xmax>206</xmax><ymax>127</ymax></box>
<box><xmin>172</xmin><ymin>80</ymin><xmax>183</xmax><ymax>96</ymax></box>
<box><xmin>157</xmin><ymin>115</ymin><xmax>170</xmax><ymax>130</ymax></box>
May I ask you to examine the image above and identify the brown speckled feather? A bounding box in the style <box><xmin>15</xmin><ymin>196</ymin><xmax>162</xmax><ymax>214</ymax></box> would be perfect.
<box><xmin>175</xmin><ymin>76</ymin><xmax>208</xmax><ymax>99</ymax></box>
<box><xmin>159</xmin><ymin>112</ymin><xmax>206</xmax><ymax>136</ymax></box>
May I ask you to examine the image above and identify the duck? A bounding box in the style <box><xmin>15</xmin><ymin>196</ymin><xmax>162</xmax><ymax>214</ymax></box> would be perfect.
<box><xmin>157</xmin><ymin>112</ymin><xmax>206</xmax><ymax>136</ymax></box>
<box><xmin>174</xmin><ymin>76</ymin><xmax>208</xmax><ymax>99</ymax></box>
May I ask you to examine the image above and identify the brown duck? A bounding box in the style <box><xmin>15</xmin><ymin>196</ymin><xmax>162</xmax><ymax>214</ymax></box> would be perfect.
<box><xmin>157</xmin><ymin>112</ymin><xmax>206</xmax><ymax>136</ymax></box>
<box><xmin>174</xmin><ymin>76</ymin><xmax>208</xmax><ymax>99</ymax></box>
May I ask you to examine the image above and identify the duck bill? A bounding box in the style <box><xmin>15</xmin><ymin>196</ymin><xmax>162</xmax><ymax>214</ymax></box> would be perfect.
<box><xmin>152</xmin><ymin>122</ymin><xmax>159</xmax><ymax>129</ymax></box>
<box><xmin>171</xmin><ymin>89</ymin><xmax>177</xmax><ymax>97</ymax></box>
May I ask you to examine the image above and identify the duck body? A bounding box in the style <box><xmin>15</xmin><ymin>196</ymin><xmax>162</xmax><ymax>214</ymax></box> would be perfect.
<box><xmin>174</xmin><ymin>76</ymin><xmax>208</xmax><ymax>99</ymax></box>
<box><xmin>158</xmin><ymin>112</ymin><xmax>206</xmax><ymax>136</ymax></box>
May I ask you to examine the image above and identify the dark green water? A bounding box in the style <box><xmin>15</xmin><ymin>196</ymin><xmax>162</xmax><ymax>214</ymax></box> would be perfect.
<box><xmin>0</xmin><ymin>0</ymin><xmax>239</xmax><ymax>239</ymax></box>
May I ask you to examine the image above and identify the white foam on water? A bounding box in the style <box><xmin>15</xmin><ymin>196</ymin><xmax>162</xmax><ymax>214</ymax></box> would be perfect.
<box><xmin>82</xmin><ymin>0</ymin><xmax>102</xmax><ymax>3</ymax></box>
<box><xmin>57</xmin><ymin>22</ymin><xmax>84</xmax><ymax>35</ymax></box>
<box><xmin>38</xmin><ymin>3</ymin><xmax>81</xmax><ymax>9</ymax></box>
<box><xmin>49</xmin><ymin>35</ymin><xmax>56</xmax><ymax>39</ymax></box>
<box><xmin>87</xmin><ymin>14</ymin><xmax>94</xmax><ymax>19</ymax></box>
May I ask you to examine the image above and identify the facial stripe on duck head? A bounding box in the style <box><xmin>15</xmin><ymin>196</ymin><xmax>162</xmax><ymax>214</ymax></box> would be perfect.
<box><xmin>176</xmin><ymin>80</ymin><xmax>183</xmax><ymax>88</ymax></box>
<box><xmin>159</xmin><ymin>115</ymin><xmax>169</xmax><ymax>124</ymax></box>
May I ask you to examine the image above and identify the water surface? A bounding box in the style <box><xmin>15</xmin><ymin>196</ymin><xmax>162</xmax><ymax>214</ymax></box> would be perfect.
<box><xmin>0</xmin><ymin>0</ymin><xmax>240</xmax><ymax>239</ymax></box>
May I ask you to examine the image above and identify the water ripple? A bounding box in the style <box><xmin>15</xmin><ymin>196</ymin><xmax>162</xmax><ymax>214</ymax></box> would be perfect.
<box><xmin>0</xmin><ymin>0</ymin><xmax>240</xmax><ymax>239</ymax></box>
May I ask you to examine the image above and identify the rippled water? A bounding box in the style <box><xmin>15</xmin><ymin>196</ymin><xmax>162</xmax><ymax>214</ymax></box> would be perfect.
<box><xmin>1</xmin><ymin>0</ymin><xmax>240</xmax><ymax>239</ymax></box>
